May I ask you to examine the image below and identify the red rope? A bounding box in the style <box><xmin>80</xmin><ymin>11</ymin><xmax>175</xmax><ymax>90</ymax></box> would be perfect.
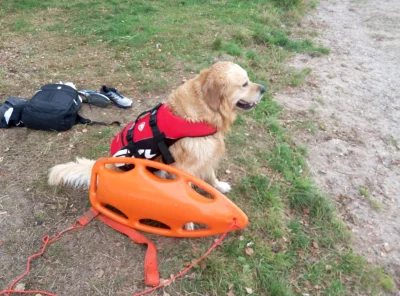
<box><xmin>0</xmin><ymin>223</ymin><xmax>83</xmax><ymax>296</ymax></box>
<box><xmin>0</xmin><ymin>219</ymin><xmax>241</xmax><ymax>296</ymax></box>
<box><xmin>133</xmin><ymin>219</ymin><xmax>241</xmax><ymax>296</ymax></box>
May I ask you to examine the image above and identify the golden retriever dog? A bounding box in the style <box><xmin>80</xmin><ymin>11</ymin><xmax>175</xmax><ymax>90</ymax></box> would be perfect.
<box><xmin>48</xmin><ymin>61</ymin><xmax>265</xmax><ymax>199</ymax></box>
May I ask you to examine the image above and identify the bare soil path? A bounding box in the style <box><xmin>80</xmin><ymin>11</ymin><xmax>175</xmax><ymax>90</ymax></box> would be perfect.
<box><xmin>275</xmin><ymin>0</ymin><xmax>400</xmax><ymax>291</ymax></box>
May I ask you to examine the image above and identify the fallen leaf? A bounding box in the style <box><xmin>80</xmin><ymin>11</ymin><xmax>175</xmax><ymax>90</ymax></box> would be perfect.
<box><xmin>325</xmin><ymin>264</ymin><xmax>332</xmax><ymax>272</ymax></box>
<box><xmin>227</xmin><ymin>290</ymin><xmax>235</xmax><ymax>296</ymax></box>
<box><xmin>160</xmin><ymin>278</ymin><xmax>171</xmax><ymax>286</ymax></box>
<box><xmin>239</xmin><ymin>236</ymin><xmax>244</xmax><ymax>241</ymax></box>
<box><xmin>245</xmin><ymin>247</ymin><xmax>254</xmax><ymax>256</ymax></box>
<box><xmin>225</xmin><ymin>169</ymin><xmax>231</xmax><ymax>174</ymax></box>
<box><xmin>15</xmin><ymin>283</ymin><xmax>26</xmax><ymax>291</ymax></box>
<box><xmin>312</xmin><ymin>241</ymin><xmax>319</xmax><ymax>249</ymax></box>
<box><xmin>303</xmin><ymin>208</ymin><xmax>310</xmax><ymax>215</ymax></box>
<box><xmin>228</xmin><ymin>283</ymin><xmax>234</xmax><ymax>289</ymax></box>
<box><xmin>82</xmin><ymin>129</ymin><xmax>88</xmax><ymax>133</ymax></box>
<box><xmin>200</xmin><ymin>261</ymin><xmax>207</xmax><ymax>270</ymax></box>
<box><xmin>95</xmin><ymin>269</ymin><xmax>104</xmax><ymax>278</ymax></box>
<box><xmin>184</xmin><ymin>261</ymin><xmax>191</xmax><ymax>267</ymax></box>
<box><xmin>245</xmin><ymin>287</ymin><xmax>253</xmax><ymax>294</ymax></box>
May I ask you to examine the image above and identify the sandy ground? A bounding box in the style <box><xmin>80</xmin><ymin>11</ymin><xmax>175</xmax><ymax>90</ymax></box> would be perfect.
<box><xmin>275</xmin><ymin>0</ymin><xmax>400</xmax><ymax>291</ymax></box>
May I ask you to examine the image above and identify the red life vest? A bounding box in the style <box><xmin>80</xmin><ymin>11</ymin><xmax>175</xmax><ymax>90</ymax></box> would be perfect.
<box><xmin>110</xmin><ymin>104</ymin><xmax>217</xmax><ymax>168</ymax></box>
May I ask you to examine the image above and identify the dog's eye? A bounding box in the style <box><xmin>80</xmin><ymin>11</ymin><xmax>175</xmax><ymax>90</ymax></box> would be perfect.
<box><xmin>242</xmin><ymin>82</ymin><xmax>248</xmax><ymax>87</ymax></box>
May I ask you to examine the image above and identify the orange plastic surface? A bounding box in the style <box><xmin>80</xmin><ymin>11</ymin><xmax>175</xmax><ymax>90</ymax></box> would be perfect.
<box><xmin>89</xmin><ymin>158</ymin><xmax>248</xmax><ymax>237</ymax></box>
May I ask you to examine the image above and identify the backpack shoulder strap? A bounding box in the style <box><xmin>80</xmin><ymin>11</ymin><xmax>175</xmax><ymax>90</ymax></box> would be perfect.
<box><xmin>76</xmin><ymin>114</ymin><xmax>120</xmax><ymax>127</ymax></box>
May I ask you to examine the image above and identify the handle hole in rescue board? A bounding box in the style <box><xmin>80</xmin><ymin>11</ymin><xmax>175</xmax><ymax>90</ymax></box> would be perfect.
<box><xmin>103</xmin><ymin>204</ymin><xmax>129</xmax><ymax>219</ymax></box>
<box><xmin>139</xmin><ymin>219</ymin><xmax>171</xmax><ymax>229</ymax></box>
<box><xmin>105</xmin><ymin>162</ymin><xmax>136</xmax><ymax>172</ymax></box>
<box><xmin>182</xmin><ymin>223</ymin><xmax>210</xmax><ymax>230</ymax></box>
<box><xmin>189</xmin><ymin>183</ymin><xmax>215</xmax><ymax>200</ymax></box>
<box><xmin>145</xmin><ymin>166</ymin><xmax>178</xmax><ymax>181</ymax></box>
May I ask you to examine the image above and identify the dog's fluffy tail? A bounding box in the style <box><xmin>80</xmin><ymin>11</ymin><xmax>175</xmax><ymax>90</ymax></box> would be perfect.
<box><xmin>48</xmin><ymin>158</ymin><xmax>96</xmax><ymax>188</ymax></box>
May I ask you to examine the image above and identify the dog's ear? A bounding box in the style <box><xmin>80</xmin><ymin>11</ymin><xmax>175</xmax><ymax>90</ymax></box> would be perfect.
<box><xmin>201</xmin><ymin>69</ymin><xmax>224</xmax><ymax>112</ymax></box>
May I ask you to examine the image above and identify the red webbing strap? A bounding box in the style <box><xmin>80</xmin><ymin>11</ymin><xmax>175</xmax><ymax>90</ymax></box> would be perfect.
<box><xmin>133</xmin><ymin>219</ymin><xmax>241</xmax><ymax>296</ymax></box>
<box><xmin>77</xmin><ymin>207</ymin><xmax>160</xmax><ymax>286</ymax></box>
<box><xmin>77</xmin><ymin>207</ymin><xmax>99</xmax><ymax>226</ymax></box>
<box><xmin>96</xmin><ymin>213</ymin><xmax>160</xmax><ymax>286</ymax></box>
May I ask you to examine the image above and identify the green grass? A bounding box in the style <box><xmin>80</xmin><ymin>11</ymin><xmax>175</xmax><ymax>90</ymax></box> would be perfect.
<box><xmin>222</xmin><ymin>42</ymin><xmax>243</xmax><ymax>56</ymax></box>
<box><xmin>310</xmin><ymin>0</ymin><xmax>319</xmax><ymax>9</ymax></box>
<box><xmin>388</xmin><ymin>135</ymin><xmax>398</xmax><ymax>148</ymax></box>
<box><xmin>359</xmin><ymin>186</ymin><xmax>382</xmax><ymax>212</ymax></box>
<box><xmin>85</xmin><ymin>127</ymin><xmax>120</xmax><ymax>158</ymax></box>
<box><xmin>1</xmin><ymin>0</ymin><xmax>328</xmax><ymax>93</ymax></box>
<box><xmin>316</xmin><ymin>97</ymin><xmax>325</xmax><ymax>104</ymax></box>
<box><xmin>0</xmin><ymin>0</ymin><xmax>394</xmax><ymax>295</ymax></box>
<box><xmin>289</xmin><ymin>67</ymin><xmax>312</xmax><ymax>86</ymax></box>
<box><xmin>292</xmin><ymin>120</ymin><xmax>318</xmax><ymax>133</ymax></box>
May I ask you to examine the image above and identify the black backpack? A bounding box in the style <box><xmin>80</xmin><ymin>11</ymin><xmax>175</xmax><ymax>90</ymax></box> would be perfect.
<box><xmin>21</xmin><ymin>84</ymin><xmax>115</xmax><ymax>131</ymax></box>
<box><xmin>0</xmin><ymin>97</ymin><xmax>27</xmax><ymax>128</ymax></box>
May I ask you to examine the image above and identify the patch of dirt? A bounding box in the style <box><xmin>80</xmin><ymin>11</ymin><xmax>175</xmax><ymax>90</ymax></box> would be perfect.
<box><xmin>275</xmin><ymin>0</ymin><xmax>400</xmax><ymax>291</ymax></box>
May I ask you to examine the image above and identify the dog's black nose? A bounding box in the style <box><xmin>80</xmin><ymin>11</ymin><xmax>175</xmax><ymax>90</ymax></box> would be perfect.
<box><xmin>260</xmin><ymin>86</ymin><xmax>266</xmax><ymax>94</ymax></box>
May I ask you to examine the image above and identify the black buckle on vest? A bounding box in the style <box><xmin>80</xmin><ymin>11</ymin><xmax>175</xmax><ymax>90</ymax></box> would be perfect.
<box><xmin>126</xmin><ymin>132</ymin><xmax>132</xmax><ymax>142</ymax></box>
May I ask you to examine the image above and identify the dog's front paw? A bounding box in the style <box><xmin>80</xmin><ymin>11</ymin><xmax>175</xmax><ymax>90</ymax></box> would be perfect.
<box><xmin>215</xmin><ymin>181</ymin><xmax>231</xmax><ymax>193</ymax></box>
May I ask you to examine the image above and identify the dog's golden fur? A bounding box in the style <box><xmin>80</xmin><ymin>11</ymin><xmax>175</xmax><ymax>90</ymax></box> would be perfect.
<box><xmin>48</xmin><ymin>61</ymin><xmax>265</xmax><ymax>194</ymax></box>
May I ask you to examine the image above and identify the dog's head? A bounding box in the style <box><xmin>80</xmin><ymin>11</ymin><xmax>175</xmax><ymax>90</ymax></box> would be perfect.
<box><xmin>200</xmin><ymin>61</ymin><xmax>266</xmax><ymax>112</ymax></box>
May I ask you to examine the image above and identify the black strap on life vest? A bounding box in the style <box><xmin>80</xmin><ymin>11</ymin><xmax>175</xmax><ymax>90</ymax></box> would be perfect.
<box><xmin>148</xmin><ymin>103</ymin><xmax>175</xmax><ymax>164</ymax></box>
<box><xmin>126</xmin><ymin>108</ymin><xmax>150</xmax><ymax>159</ymax></box>
<box><xmin>125</xmin><ymin>103</ymin><xmax>175</xmax><ymax>164</ymax></box>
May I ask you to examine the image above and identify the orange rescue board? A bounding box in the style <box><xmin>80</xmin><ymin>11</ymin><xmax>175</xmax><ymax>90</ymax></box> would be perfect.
<box><xmin>89</xmin><ymin>158</ymin><xmax>248</xmax><ymax>237</ymax></box>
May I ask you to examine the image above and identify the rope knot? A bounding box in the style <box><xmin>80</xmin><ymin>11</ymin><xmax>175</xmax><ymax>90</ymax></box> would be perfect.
<box><xmin>41</xmin><ymin>235</ymin><xmax>50</xmax><ymax>244</ymax></box>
